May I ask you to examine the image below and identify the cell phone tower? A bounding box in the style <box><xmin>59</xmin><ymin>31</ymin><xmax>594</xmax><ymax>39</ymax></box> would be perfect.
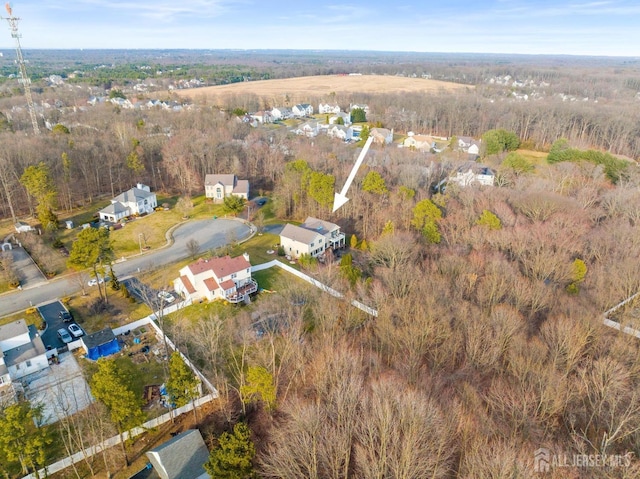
<box><xmin>2</xmin><ymin>2</ymin><xmax>40</xmax><ymax>134</ymax></box>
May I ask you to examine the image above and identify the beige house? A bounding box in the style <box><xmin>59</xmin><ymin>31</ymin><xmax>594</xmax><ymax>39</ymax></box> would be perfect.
<box><xmin>280</xmin><ymin>217</ymin><xmax>346</xmax><ymax>259</ymax></box>
<box><xmin>370</xmin><ymin>127</ymin><xmax>394</xmax><ymax>145</ymax></box>
<box><xmin>403</xmin><ymin>133</ymin><xmax>435</xmax><ymax>150</ymax></box>
<box><xmin>0</xmin><ymin>319</ymin><xmax>49</xmax><ymax>388</ymax></box>
<box><xmin>174</xmin><ymin>254</ymin><xmax>258</xmax><ymax>303</ymax></box>
<box><xmin>204</xmin><ymin>174</ymin><xmax>250</xmax><ymax>203</ymax></box>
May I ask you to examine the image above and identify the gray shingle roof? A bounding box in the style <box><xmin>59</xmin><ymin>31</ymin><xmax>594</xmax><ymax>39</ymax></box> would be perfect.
<box><xmin>146</xmin><ymin>429</ymin><xmax>209</xmax><ymax>479</ymax></box>
<box><xmin>82</xmin><ymin>328</ymin><xmax>116</xmax><ymax>350</ymax></box>
<box><xmin>204</xmin><ymin>174</ymin><xmax>236</xmax><ymax>187</ymax></box>
<box><xmin>280</xmin><ymin>223</ymin><xmax>322</xmax><ymax>244</ymax></box>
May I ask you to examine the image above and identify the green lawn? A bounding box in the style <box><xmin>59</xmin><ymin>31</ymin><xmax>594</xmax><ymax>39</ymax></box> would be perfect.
<box><xmin>231</xmin><ymin>232</ymin><xmax>280</xmax><ymax>265</ymax></box>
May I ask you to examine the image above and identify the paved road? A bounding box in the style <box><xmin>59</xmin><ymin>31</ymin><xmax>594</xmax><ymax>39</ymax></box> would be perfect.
<box><xmin>0</xmin><ymin>219</ymin><xmax>251</xmax><ymax>317</ymax></box>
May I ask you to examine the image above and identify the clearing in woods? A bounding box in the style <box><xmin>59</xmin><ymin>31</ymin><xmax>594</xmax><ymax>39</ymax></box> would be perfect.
<box><xmin>169</xmin><ymin>74</ymin><xmax>470</xmax><ymax>104</ymax></box>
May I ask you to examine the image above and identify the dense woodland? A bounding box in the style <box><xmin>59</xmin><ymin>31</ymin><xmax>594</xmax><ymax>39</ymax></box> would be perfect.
<box><xmin>2</xmin><ymin>52</ymin><xmax>640</xmax><ymax>477</ymax></box>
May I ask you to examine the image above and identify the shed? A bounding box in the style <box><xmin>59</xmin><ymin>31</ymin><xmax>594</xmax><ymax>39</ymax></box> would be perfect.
<box><xmin>81</xmin><ymin>328</ymin><xmax>120</xmax><ymax>360</ymax></box>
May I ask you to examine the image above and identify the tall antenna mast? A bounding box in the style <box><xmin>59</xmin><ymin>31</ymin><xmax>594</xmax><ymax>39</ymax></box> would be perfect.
<box><xmin>2</xmin><ymin>3</ymin><xmax>40</xmax><ymax>134</ymax></box>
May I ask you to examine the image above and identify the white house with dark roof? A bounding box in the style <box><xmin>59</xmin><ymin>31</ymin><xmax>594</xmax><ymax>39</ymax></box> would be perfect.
<box><xmin>293</xmin><ymin>121</ymin><xmax>320</xmax><ymax>137</ymax></box>
<box><xmin>0</xmin><ymin>319</ymin><xmax>49</xmax><ymax>386</ymax></box>
<box><xmin>99</xmin><ymin>183</ymin><xmax>157</xmax><ymax>222</ymax></box>
<box><xmin>270</xmin><ymin>107</ymin><xmax>292</xmax><ymax>120</ymax></box>
<box><xmin>204</xmin><ymin>174</ymin><xmax>250</xmax><ymax>203</ymax></box>
<box><xmin>173</xmin><ymin>254</ymin><xmax>257</xmax><ymax>303</ymax></box>
<box><xmin>280</xmin><ymin>216</ymin><xmax>346</xmax><ymax>259</ymax></box>
<box><xmin>329</xmin><ymin>111</ymin><xmax>351</xmax><ymax>126</ymax></box>
<box><xmin>292</xmin><ymin>103</ymin><xmax>313</xmax><ymax>117</ymax></box>
<box><xmin>448</xmin><ymin>162</ymin><xmax>495</xmax><ymax>188</ymax></box>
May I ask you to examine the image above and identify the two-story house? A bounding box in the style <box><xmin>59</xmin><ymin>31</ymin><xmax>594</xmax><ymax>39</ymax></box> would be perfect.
<box><xmin>99</xmin><ymin>183</ymin><xmax>157</xmax><ymax>223</ymax></box>
<box><xmin>270</xmin><ymin>107</ymin><xmax>292</xmax><ymax>120</ymax></box>
<box><xmin>448</xmin><ymin>162</ymin><xmax>495</xmax><ymax>188</ymax></box>
<box><xmin>280</xmin><ymin>217</ymin><xmax>346</xmax><ymax>259</ymax></box>
<box><xmin>403</xmin><ymin>133</ymin><xmax>436</xmax><ymax>151</ymax></box>
<box><xmin>370</xmin><ymin>128</ymin><xmax>394</xmax><ymax>145</ymax></box>
<box><xmin>292</xmin><ymin>121</ymin><xmax>320</xmax><ymax>138</ymax></box>
<box><xmin>173</xmin><ymin>253</ymin><xmax>258</xmax><ymax>303</ymax></box>
<box><xmin>327</xmin><ymin>125</ymin><xmax>353</xmax><ymax>141</ymax></box>
<box><xmin>0</xmin><ymin>319</ymin><xmax>49</xmax><ymax>389</ymax></box>
<box><xmin>318</xmin><ymin>103</ymin><xmax>341</xmax><ymax>114</ymax></box>
<box><xmin>204</xmin><ymin>174</ymin><xmax>250</xmax><ymax>203</ymax></box>
<box><xmin>292</xmin><ymin>104</ymin><xmax>313</xmax><ymax>117</ymax></box>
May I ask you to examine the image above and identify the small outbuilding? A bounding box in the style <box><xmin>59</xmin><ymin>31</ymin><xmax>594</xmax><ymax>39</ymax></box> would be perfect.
<box><xmin>81</xmin><ymin>328</ymin><xmax>120</xmax><ymax>360</ymax></box>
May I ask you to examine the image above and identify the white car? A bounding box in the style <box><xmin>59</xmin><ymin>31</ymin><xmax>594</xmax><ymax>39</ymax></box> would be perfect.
<box><xmin>57</xmin><ymin>328</ymin><xmax>72</xmax><ymax>344</ymax></box>
<box><xmin>157</xmin><ymin>291</ymin><xmax>175</xmax><ymax>303</ymax></box>
<box><xmin>68</xmin><ymin>323</ymin><xmax>84</xmax><ymax>338</ymax></box>
<box><xmin>88</xmin><ymin>275</ymin><xmax>110</xmax><ymax>287</ymax></box>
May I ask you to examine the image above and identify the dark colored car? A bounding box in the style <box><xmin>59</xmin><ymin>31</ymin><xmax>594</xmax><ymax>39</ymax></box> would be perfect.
<box><xmin>59</xmin><ymin>310</ymin><xmax>73</xmax><ymax>322</ymax></box>
<box><xmin>256</xmin><ymin>198</ymin><xmax>267</xmax><ymax>206</ymax></box>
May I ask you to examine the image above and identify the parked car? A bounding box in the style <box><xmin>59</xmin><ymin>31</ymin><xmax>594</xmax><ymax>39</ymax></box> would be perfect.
<box><xmin>157</xmin><ymin>291</ymin><xmax>175</xmax><ymax>303</ymax></box>
<box><xmin>57</xmin><ymin>328</ymin><xmax>72</xmax><ymax>344</ymax></box>
<box><xmin>256</xmin><ymin>198</ymin><xmax>267</xmax><ymax>206</ymax></box>
<box><xmin>59</xmin><ymin>310</ymin><xmax>73</xmax><ymax>322</ymax></box>
<box><xmin>88</xmin><ymin>275</ymin><xmax>110</xmax><ymax>287</ymax></box>
<box><xmin>67</xmin><ymin>323</ymin><xmax>84</xmax><ymax>338</ymax></box>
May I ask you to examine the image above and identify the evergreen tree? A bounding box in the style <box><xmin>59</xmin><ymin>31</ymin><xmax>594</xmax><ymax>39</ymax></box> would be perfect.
<box><xmin>205</xmin><ymin>422</ymin><xmax>255</xmax><ymax>479</ymax></box>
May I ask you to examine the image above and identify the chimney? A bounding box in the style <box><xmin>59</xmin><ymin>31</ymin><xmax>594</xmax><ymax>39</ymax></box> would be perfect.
<box><xmin>243</xmin><ymin>252</ymin><xmax>250</xmax><ymax>262</ymax></box>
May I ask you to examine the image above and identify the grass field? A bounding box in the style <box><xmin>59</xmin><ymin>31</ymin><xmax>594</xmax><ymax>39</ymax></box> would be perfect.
<box><xmin>170</xmin><ymin>74</ymin><xmax>469</xmax><ymax>105</ymax></box>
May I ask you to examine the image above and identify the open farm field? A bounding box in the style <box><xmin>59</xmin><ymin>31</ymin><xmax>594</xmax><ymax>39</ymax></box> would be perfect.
<box><xmin>170</xmin><ymin>74</ymin><xmax>470</xmax><ymax>104</ymax></box>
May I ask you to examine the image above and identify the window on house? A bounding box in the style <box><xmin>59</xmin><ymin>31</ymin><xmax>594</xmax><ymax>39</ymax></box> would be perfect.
<box><xmin>26</xmin><ymin>360</ymin><xmax>32</xmax><ymax>367</ymax></box>
<box><xmin>231</xmin><ymin>273</ymin><xmax>237</xmax><ymax>279</ymax></box>
<box><xmin>15</xmin><ymin>364</ymin><xmax>20</xmax><ymax>370</ymax></box>
<box><xmin>311</xmin><ymin>242</ymin><xmax>314</xmax><ymax>247</ymax></box>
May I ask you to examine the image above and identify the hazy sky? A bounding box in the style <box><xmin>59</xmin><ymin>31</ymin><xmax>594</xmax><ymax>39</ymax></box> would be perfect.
<box><xmin>1</xmin><ymin>0</ymin><xmax>638</xmax><ymax>56</ymax></box>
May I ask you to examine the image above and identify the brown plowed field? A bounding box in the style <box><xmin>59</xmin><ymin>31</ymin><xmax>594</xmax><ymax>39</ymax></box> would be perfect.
<box><xmin>169</xmin><ymin>74</ymin><xmax>470</xmax><ymax>104</ymax></box>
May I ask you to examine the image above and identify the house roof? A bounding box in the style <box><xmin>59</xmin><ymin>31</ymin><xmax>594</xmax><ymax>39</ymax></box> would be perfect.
<box><xmin>99</xmin><ymin>201</ymin><xmax>128</xmax><ymax>216</ymax></box>
<box><xmin>82</xmin><ymin>328</ymin><xmax>116</xmax><ymax>350</ymax></box>
<box><xmin>302</xmin><ymin>217</ymin><xmax>339</xmax><ymax>235</ymax></box>
<box><xmin>455</xmin><ymin>162</ymin><xmax>495</xmax><ymax>176</ymax></box>
<box><xmin>219</xmin><ymin>279</ymin><xmax>236</xmax><ymax>291</ymax></box>
<box><xmin>234</xmin><ymin>180</ymin><xmax>249</xmax><ymax>195</ymax></box>
<box><xmin>204</xmin><ymin>174</ymin><xmax>236</xmax><ymax>187</ymax></box>
<box><xmin>371</xmin><ymin>128</ymin><xmax>391</xmax><ymax>137</ymax></box>
<box><xmin>280</xmin><ymin>223</ymin><xmax>323</xmax><ymax>244</ymax></box>
<box><xmin>2</xmin><ymin>325</ymin><xmax>46</xmax><ymax>367</ymax></box>
<box><xmin>114</xmin><ymin>186</ymin><xmax>154</xmax><ymax>205</ymax></box>
<box><xmin>203</xmin><ymin>277</ymin><xmax>219</xmax><ymax>292</ymax></box>
<box><xmin>146</xmin><ymin>429</ymin><xmax>209</xmax><ymax>479</ymax></box>
<box><xmin>179</xmin><ymin>275</ymin><xmax>196</xmax><ymax>294</ymax></box>
<box><xmin>187</xmin><ymin>255</ymin><xmax>250</xmax><ymax>279</ymax></box>
<box><xmin>0</xmin><ymin>319</ymin><xmax>29</xmax><ymax>344</ymax></box>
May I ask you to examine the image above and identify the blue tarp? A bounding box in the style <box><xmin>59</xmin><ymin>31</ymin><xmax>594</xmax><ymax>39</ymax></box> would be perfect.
<box><xmin>86</xmin><ymin>338</ymin><xmax>121</xmax><ymax>360</ymax></box>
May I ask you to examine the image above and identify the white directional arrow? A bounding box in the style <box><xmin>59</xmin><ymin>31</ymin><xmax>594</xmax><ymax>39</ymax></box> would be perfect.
<box><xmin>332</xmin><ymin>136</ymin><xmax>374</xmax><ymax>212</ymax></box>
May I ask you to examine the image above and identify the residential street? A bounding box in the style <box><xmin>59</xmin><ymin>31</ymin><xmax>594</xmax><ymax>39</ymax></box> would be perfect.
<box><xmin>0</xmin><ymin>218</ymin><xmax>251</xmax><ymax>318</ymax></box>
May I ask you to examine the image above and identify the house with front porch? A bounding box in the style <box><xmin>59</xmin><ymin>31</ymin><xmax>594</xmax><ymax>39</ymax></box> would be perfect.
<box><xmin>280</xmin><ymin>217</ymin><xmax>346</xmax><ymax>259</ymax></box>
<box><xmin>99</xmin><ymin>183</ymin><xmax>157</xmax><ymax>223</ymax></box>
<box><xmin>173</xmin><ymin>253</ymin><xmax>258</xmax><ymax>303</ymax></box>
<box><xmin>0</xmin><ymin>319</ymin><xmax>49</xmax><ymax>390</ymax></box>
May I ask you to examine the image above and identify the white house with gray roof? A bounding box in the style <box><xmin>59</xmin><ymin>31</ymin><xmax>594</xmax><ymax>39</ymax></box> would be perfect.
<box><xmin>204</xmin><ymin>174</ymin><xmax>249</xmax><ymax>203</ymax></box>
<box><xmin>292</xmin><ymin>103</ymin><xmax>313</xmax><ymax>117</ymax></box>
<box><xmin>0</xmin><ymin>319</ymin><xmax>49</xmax><ymax>388</ymax></box>
<box><xmin>99</xmin><ymin>183</ymin><xmax>157</xmax><ymax>222</ymax></box>
<box><xmin>280</xmin><ymin>216</ymin><xmax>346</xmax><ymax>259</ymax></box>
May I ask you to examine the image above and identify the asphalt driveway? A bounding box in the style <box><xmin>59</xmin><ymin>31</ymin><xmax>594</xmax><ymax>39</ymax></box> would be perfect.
<box><xmin>11</xmin><ymin>246</ymin><xmax>47</xmax><ymax>288</ymax></box>
<box><xmin>38</xmin><ymin>300</ymin><xmax>73</xmax><ymax>351</ymax></box>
